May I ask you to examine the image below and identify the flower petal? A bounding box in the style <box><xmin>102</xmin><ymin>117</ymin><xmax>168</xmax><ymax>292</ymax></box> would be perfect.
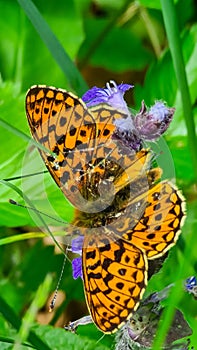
<box><xmin>72</xmin><ymin>257</ymin><xmax>83</xmax><ymax>280</ymax></box>
<box><xmin>82</xmin><ymin>80</ymin><xmax>133</xmax><ymax>113</ymax></box>
<box><xmin>71</xmin><ymin>236</ymin><xmax>84</xmax><ymax>255</ymax></box>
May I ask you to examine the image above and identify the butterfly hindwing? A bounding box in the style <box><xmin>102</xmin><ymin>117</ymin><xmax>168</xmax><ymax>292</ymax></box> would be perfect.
<box><xmin>122</xmin><ymin>181</ymin><xmax>186</xmax><ymax>259</ymax></box>
<box><xmin>82</xmin><ymin>232</ymin><xmax>148</xmax><ymax>333</ymax></box>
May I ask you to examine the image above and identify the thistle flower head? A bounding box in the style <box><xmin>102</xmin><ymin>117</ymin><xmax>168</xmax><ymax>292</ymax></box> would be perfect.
<box><xmin>134</xmin><ymin>100</ymin><xmax>175</xmax><ymax>141</ymax></box>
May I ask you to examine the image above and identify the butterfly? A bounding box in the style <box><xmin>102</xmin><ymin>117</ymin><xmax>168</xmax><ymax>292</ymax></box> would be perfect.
<box><xmin>25</xmin><ymin>85</ymin><xmax>186</xmax><ymax>333</ymax></box>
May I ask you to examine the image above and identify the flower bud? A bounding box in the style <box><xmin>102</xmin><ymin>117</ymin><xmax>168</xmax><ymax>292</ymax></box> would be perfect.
<box><xmin>134</xmin><ymin>101</ymin><xmax>175</xmax><ymax>141</ymax></box>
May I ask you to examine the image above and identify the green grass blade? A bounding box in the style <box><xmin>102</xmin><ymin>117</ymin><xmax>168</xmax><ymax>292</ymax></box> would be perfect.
<box><xmin>13</xmin><ymin>274</ymin><xmax>53</xmax><ymax>350</ymax></box>
<box><xmin>17</xmin><ymin>0</ymin><xmax>88</xmax><ymax>95</ymax></box>
<box><xmin>161</xmin><ymin>0</ymin><xmax>197</xmax><ymax>180</ymax></box>
<box><xmin>0</xmin><ymin>118</ymin><xmax>54</xmax><ymax>155</ymax></box>
<box><xmin>0</xmin><ymin>296</ymin><xmax>51</xmax><ymax>350</ymax></box>
<box><xmin>0</xmin><ymin>232</ymin><xmax>45</xmax><ymax>246</ymax></box>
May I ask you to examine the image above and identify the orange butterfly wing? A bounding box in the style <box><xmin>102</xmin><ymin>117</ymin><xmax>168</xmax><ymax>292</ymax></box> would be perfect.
<box><xmin>82</xmin><ymin>232</ymin><xmax>148</xmax><ymax>333</ymax></box>
<box><xmin>26</xmin><ymin>86</ymin><xmax>151</xmax><ymax>209</ymax></box>
<box><xmin>26</xmin><ymin>85</ymin><xmax>186</xmax><ymax>334</ymax></box>
<box><xmin>122</xmin><ymin>181</ymin><xmax>186</xmax><ymax>259</ymax></box>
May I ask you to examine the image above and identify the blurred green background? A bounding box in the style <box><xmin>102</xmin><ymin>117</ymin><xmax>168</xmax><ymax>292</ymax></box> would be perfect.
<box><xmin>0</xmin><ymin>0</ymin><xmax>197</xmax><ymax>349</ymax></box>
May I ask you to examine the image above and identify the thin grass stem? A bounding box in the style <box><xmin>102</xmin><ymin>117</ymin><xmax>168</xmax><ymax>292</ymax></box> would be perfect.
<box><xmin>161</xmin><ymin>0</ymin><xmax>197</xmax><ymax>181</ymax></box>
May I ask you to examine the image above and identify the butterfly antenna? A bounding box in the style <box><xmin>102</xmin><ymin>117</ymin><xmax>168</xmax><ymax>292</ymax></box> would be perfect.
<box><xmin>49</xmin><ymin>254</ymin><xmax>67</xmax><ymax>312</ymax></box>
<box><xmin>3</xmin><ymin>170</ymin><xmax>48</xmax><ymax>182</ymax></box>
<box><xmin>9</xmin><ymin>199</ymin><xmax>67</xmax><ymax>225</ymax></box>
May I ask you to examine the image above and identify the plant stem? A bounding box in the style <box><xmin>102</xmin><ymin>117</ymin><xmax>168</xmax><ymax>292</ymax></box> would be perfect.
<box><xmin>140</xmin><ymin>7</ymin><xmax>161</xmax><ymax>58</ymax></box>
<box><xmin>161</xmin><ymin>0</ymin><xmax>197</xmax><ymax>181</ymax></box>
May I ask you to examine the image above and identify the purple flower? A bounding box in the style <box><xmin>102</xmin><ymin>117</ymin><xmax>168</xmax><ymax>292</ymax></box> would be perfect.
<box><xmin>134</xmin><ymin>100</ymin><xmax>175</xmax><ymax>141</ymax></box>
<box><xmin>82</xmin><ymin>81</ymin><xmax>175</xmax><ymax>151</ymax></box>
<box><xmin>112</xmin><ymin>118</ymin><xmax>142</xmax><ymax>151</ymax></box>
<box><xmin>72</xmin><ymin>257</ymin><xmax>83</xmax><ymax>280</ymax></box>
<box><xmin>71</xmin><ymin>236</ymin><xmax>84</xmax><ymax>254</ymax></box>
<box><xmin>82</xmin><ymin>80</ymin><xmax>133</xmax><ymax>114</ymax></box>
<box><xmin>71</xmin><ymin>236</ymin><xmax>84</xmax><ymax>280</ymax></box>
<box><xmin>82</xmin><ymin>80</ymin><xmax>142</xmax><ymax>150</ymax></box>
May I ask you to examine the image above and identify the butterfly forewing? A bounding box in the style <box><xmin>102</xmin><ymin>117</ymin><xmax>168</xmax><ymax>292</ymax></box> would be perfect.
<box><xmin>26</xmin><ymin>86</ymin><xmax>97</xmax><ymax>205</ymax></box>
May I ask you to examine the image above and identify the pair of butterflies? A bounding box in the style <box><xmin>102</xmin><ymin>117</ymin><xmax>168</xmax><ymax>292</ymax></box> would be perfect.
<box><xmin>25</xmin><ymin>85</ymin><xmax>185</xmax><ymax>333</ymax></box>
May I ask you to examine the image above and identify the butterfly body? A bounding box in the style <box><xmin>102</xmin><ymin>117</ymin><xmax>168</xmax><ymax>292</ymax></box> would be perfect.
<box><xmin>26</xmin><ymin>85</ymin><xmax>186</xmax><ymax>333</ymax></box>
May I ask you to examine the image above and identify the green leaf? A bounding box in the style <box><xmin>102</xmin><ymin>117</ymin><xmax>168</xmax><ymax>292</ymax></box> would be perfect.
<box><xmin>34</xmin><ymin>325</ymin><xmax>110</xmax><ymax>350</ymax></box>
<box><xmin>166</xmin><ymin>136</ymin><xmax>194</xmax><ymax>184</ymax></box>
<box><xmin>78</xmin><ymin>18</ymin><xmax>153</xmax><ymax>72</ymax></box>
<box><xmin>137</xmin><ymin>0</ymin><xmax>178</xmax><ymax>9</ymax></box>
<box><xmin>15</xmin><ymin>0</ymin><xmax>87</xmax><ymax>94</ymax></box>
